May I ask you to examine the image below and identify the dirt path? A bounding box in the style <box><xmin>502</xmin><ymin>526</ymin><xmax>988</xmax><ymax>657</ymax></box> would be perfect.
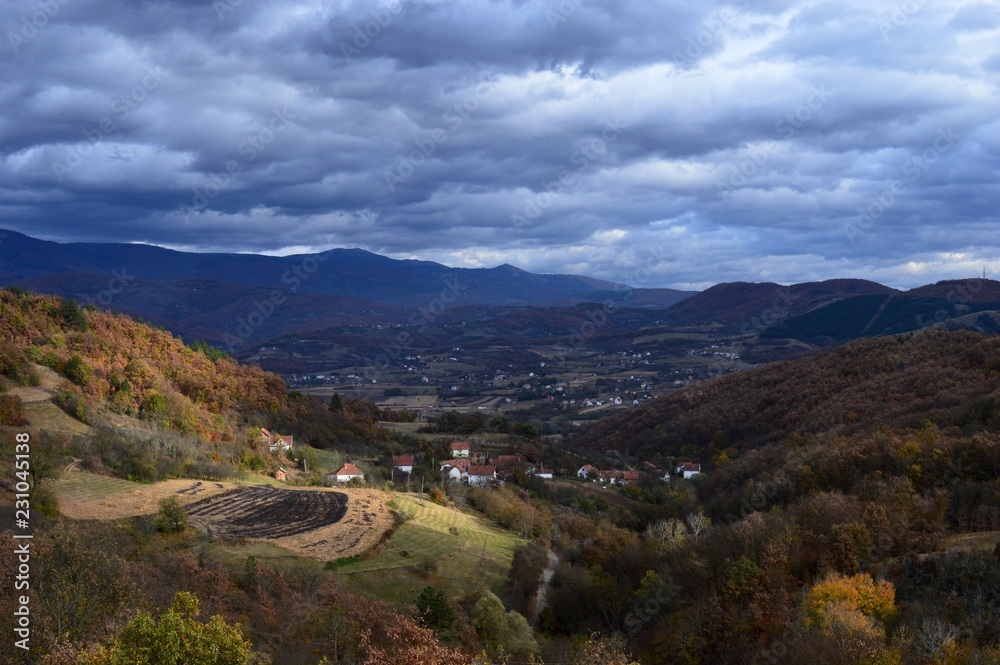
<box><xmin>531</xmin><ymin>549</ymin><xmax>559</xmax><ymax>626</ymax></box>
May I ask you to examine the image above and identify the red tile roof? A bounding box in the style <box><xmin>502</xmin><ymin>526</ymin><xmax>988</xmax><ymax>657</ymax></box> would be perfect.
<box><xmin>333</xmin><ymin>463</ymin><xmax>363</xmax><ymax>477</ymax></box>
<box><xmin>469</xmin><ymin>465</ymin><xmax>496</xmax><ymax>477</ymax></box>
<box><xmin>393</xmin><ymin>455</ymin><xmax>415</xmax><ymax>466</ymax></box>
<box><xmin>450</xmin><ymin>441</ymin><xmax>470</xmax><ymax>450</ymax></box>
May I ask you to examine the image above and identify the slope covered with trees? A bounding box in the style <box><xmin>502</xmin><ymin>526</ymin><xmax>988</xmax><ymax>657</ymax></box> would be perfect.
<box><xmin>0</xmin><ymin>287</ymin><xmax>386</xmax><ymax>480</ymax></box>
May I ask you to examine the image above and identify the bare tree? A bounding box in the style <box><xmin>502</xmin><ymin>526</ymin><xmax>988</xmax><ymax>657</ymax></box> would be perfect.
<box><xmin>686</xmin><ymin>511</ymin><xmax>711</xmax><ymax>538</ymax></box>
<box><xmin>646</xmin><ymin>518</ymin><xmax>687</xmax><ymax>554</ymax></box>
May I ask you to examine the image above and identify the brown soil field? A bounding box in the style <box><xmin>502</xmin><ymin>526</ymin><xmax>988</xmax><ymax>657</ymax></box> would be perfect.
<box><xmin>53</xmin><ymin>471</ymin><xmax>393</xmax><ymax>560</ymax></box>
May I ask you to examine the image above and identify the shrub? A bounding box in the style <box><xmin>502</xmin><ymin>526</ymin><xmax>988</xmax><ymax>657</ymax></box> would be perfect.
<box><xmin>154</xmin><ymin>496</ymin><xmax>188</xmax><ymax>533</ymax></box>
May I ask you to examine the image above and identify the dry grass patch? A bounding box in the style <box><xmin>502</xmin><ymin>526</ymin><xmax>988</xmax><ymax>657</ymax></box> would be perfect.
<box><xmin>51</xmin><ymin>470</ymin><xmax>394</xmax><ymax>560</ymax></box>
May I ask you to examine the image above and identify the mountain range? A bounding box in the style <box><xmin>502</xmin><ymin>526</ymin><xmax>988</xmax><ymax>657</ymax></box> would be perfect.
<box><xmin>3</xmin><ymin>229</ymin><xmax>1000</xmax><ymax>350</ymax></box>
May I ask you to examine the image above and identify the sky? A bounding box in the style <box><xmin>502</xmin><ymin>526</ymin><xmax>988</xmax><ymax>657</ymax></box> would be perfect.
<box><xmin>2</xmin><ymin>0</ymin><xmax>999</xmax><ymax>290</ymax></box>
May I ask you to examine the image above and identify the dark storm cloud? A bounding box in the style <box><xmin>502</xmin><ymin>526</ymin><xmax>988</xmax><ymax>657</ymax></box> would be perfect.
<box><xmin>1</xmin><ymin>0</ymin><xmax>998</xmax><ymax>289</ymax></box>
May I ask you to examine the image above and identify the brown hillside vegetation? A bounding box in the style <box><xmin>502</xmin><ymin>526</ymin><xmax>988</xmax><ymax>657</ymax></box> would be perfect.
<box><xmin>0</xmin><ymin>287</ymin><xmax>382</xmax><ymax>448</ymax></box>
<box><xmin>573</xmin><ymin>328</ymin><xmax>1000</xmax><ymax>460</ymax></box>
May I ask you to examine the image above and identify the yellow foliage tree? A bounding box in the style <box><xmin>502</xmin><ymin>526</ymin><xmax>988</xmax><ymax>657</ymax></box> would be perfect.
<box><xmin>803</xmin><ymin>572</ymin><xmax>897</xmax><ymax>631</ymax></box>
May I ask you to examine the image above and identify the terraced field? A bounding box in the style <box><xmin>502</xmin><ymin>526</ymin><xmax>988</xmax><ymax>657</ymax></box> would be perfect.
<box><xmin>185</xmin><ymin>486</ymin><xmax>348</xmax><ymax>540</ymax></box>
<box><xmin>51</xmin><ymin>470</ymin><xmax>393</xmax><ymax>560</ymax></box>
<box><xmin>333</xmin><ymin>493</ymin><xmax>524</xmax><ymax>604</ymax></box>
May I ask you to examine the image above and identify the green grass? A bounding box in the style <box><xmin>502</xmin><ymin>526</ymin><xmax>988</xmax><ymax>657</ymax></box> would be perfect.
<box><xmin>50</xmin><ymin>470</ymin><xmax>141</xmax><ymax>501</ymax></box>
<box><xmin>332</xmin><ymin>492</ymin><xmax>525</xmax><ymax>605</ymax></box>
<box><xmin>23</xmin><ymin>400</ymin><xmax>92</xmax><ymax>437</ymax></box>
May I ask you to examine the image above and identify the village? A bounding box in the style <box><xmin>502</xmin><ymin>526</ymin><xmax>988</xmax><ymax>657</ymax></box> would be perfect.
<box><xmin>260</xmin><ymin>427</ymin><xmax>701</xmax><ymax>490</ymax></box>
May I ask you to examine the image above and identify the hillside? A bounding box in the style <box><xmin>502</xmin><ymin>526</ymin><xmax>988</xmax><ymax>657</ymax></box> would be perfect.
<box><xmin>662</xmin><ymin>278</ymin><xmax>897</xmax><ymax>329</ymax></box>
<box><xmin>762</xmin><ymin>280</ymin><xmax>1000</xmax><ymax>345</ymax></box>
<box><xmin>0</xmin><ymin>287</ymin><xmax>384</xmax><ymax>460</ymax></box>
<box><xmin>572</xmin><ymin>328</ymin><xmax>1000</xmax><ymax>460</ymax></box>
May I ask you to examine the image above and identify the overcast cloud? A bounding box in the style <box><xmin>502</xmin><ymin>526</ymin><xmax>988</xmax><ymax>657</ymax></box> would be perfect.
<box><xmin>2</xmin><ymin>0</ymin><xmax>998</xmax><ymax>289</ymax></box>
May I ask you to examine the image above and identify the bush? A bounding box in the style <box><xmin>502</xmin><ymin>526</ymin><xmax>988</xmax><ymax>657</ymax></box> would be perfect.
<box><xmin>0</xmin><ymin>394</ymin><xmax>24</xmax><ymax>426</ymax></box>
<box><xmin>154</xmin><ymin>496</ymin><xmax>188</xmax><ymax>533</ymax></box>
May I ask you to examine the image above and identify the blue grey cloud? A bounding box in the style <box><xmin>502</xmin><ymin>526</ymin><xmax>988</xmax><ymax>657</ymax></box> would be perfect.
<box><xmin>1</xmin><ymin>0</ymin><xmax>998</xmax><ymax>290</ymax></box>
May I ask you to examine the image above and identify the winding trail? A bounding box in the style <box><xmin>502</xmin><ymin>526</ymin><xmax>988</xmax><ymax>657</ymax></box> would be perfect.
<box><xmin>531</xmin><ymin>549</ymin><xmax>559</xmax><ymax>626</ymax></box>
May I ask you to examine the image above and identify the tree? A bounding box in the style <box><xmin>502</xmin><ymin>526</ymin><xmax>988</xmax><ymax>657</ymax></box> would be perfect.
<box><xmin>686</xmin><ymin>511</ymin><xmax>711</xmax><ymax>538</ymax></box>
<box><xmin>329</xmin><ymin>393</ymin><xmax>344</xmax><ymax>413</ymax></box>
<box><xmin>414</xmin><ymin>587</ymin><xmax>455</xmax><ymax>634</ymax></box>
<box><xmin>803</xmin><ymin>572</ymin><xmax>897</xmax><ymax>630</ymax></box>
<box><xmin>63</xmin><ymin>354</ymin><xmax>92</xmax><ymax>386</ymax></box>
<box><xmin>82</xmin><ymin>591</ymin><xmax>253</xmax><ymax>664</ymax></box>
<box><xmin>471</xmin><ymin>591</ymin><xmax>538</xmax><ymax>658</ymax></box>
<box><xmin>646</xmin><ymin>518</ymin><xmax>686</xmax><ymax>554</ymax></box>
<box><xmin>59</xmin><ymin>297</ymin><xmax>88</xmax><ymax>331</ymax></box>
<box><xmin>155</xmin><ymin>496</ymin><xmax>188</xmax><ymax>533</ymax></box>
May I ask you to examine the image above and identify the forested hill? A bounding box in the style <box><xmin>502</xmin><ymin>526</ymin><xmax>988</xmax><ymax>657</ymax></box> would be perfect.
<box><xmin>0</xmin><ymin>287</ymin><xmax>381</xmax><ymax>447</ymax></box>
<box><xmin>572</xmin><ymin>328</ymin><xmax>1000</xmax><ymax>462</ymax></box>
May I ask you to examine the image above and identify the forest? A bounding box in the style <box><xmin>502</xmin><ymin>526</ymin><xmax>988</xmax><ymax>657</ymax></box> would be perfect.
<box><xmin>2</xmin><ymin>288</ymin><xmax>1000</xmax><ymax>663</ymax></box>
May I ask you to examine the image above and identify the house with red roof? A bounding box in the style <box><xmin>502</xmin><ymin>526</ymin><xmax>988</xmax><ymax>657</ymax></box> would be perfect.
<box><xmin>676</xmin><ymin>462</ymin><xmax>702</xmax><ymax>479</ymax></box>
<box><xmin>450</xmin><ymin>441</ymin><xmax>471</xmax><ymax>458</ymax></box>
<box><xmin>392</xmin><ymin>455</ymin><xmax>415</xmax><ymax>474</ymax></box>
<box><xmin>468</xmin><ymin>465</ymin><xmax>497</xmax><ymax>487</ymax></box>
<box><xmin>327</xmin><ymin>463</ymin><xmax>364</xmax><ymax>484</ymax></box>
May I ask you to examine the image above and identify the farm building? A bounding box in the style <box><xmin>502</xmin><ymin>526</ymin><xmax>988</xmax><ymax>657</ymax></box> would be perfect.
<box><xmin>261</xmin><ymin>427</ymin><xmax>293</xmax><ymax>452</ymax></box>
<box><xmin>275</xmin><ymin>467</ymin><xmax>287</xmax><ymax>481</ymax></box>
<box><xmin>620</xmin><ymin>471</ymin><xmax>640</xmax><ymax>486</ymax></box>
<box><xmin>577</xmin><ymin>464</ymin><xmax>598</xmax><ymax>479</ymax></box>
<box><xmin>529</xmin><ymin>466</ymin><xmax>554</xmax><ymax>480</ymax></box>
<box><xmin>440</xmin><ymin>458</ymin><xmax>471</xmax><ymax>482</ymax></box>
<box><xmin>468</xmin><ymin>465</ymin><xmax>497</xmax><ymax>486</ymax></box>
<box><xmin>450</xmin><ymin>441</ymin><xmax>471</xmax><ymax>458</ymax></box>
<box><xmin>328</xmin><ymin>463</ymin><xmax>365</xmax><ymax>484</ymax></box>
<box><xmin>598</xmin><ymin>469</ymin><xmax>622</xmax><ymax>485</ymax></box>
<box><xmin>392</xmin><ymin>455</ymin><xmax>415</xmax><ymax>474</ymax></box>
<box><xmin>676</xmin><ymin>462</ymin><xmax>702</xmax><ymax>479</ymax></box>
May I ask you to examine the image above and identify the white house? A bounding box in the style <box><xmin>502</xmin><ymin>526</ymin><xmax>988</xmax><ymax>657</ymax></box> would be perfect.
<box><xmin>261</xmin><ymin>427</ymin><xmax>293</xmax><ymax>452</ymax></box>
<box><xmin>530</xmin><ymin>466</ymin><xmax>553</xmax><ymax>480</ymax></box>
<box><xmin>392</xmin><ymin>455</ymin><xmax>415</xmax><ymax>474</ymax></box>
<box><xmin>440</xmin><ymin>458</ymin><xmax>470</xmax><ymax>482</ymax></box>
<box><xmin>328</xmin><ymin>463</ymin><xmax>364</xmax><ymax>484</ymax></box>
<box><xmin>450</xmin><ymin>441</ymin><xmax>471</xmax><ymax>458</ymax></box>
<box><xmin>468</xmin><ymin>464</ymin><xmax>497</xmax><ymax>487</ymax></box>
<box><xmin>676</xmin><ymin>462</ymin><xmax>702</xmax><ymax>479</ymax></box>
<box><xmin>577</xmin><ymin>464</ymin><xmax>598</xmax><ymax>480</ymax></box>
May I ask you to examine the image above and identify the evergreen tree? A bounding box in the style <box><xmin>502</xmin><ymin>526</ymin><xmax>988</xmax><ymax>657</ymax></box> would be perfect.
<box><xmin>414</xmin><ymin>586</ymin><xmax>455</xmax><ymax>633</ymax></box>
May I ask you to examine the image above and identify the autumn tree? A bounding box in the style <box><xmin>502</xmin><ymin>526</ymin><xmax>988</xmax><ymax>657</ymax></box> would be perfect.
<box><xmin>471</xmin><ymin>591</ymin><xmax>538</xmax><ymax>659</ymax></box>
<box><xmin>82</xmin><ymin>591</ymin><xmax>254</xmax><ymax>664</ymax></box>
<box><xmin>155</xmin><ymin>496</ymin><xmax>188</xmax><ymax>533</ymax></box>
